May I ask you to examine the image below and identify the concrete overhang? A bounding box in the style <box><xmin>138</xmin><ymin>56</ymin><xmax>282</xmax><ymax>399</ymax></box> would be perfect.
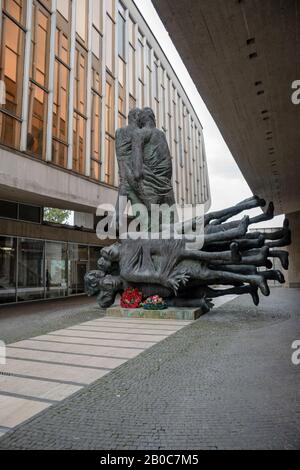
<box><xmin>152</xmin><ymin>0</ymin><xmax>300</xmax><ymax>215</ymax></box>
<box><xmin>0</xmin><ymin>147</ymin><xmax>117</xmax><ymax>212</ymax></box>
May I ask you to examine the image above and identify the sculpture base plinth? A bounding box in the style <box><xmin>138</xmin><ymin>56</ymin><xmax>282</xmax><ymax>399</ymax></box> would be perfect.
<box><xmin>105</xmin><ymin>306</ymin><xmax>203</xmax><ymax>321</ymax></box>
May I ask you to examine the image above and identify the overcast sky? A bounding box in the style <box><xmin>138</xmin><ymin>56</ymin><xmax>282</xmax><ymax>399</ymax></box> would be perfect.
<box><xmin>138</xmin><ymin>0</ymin><xmax>283</xmax><ymax>228</ymax></box>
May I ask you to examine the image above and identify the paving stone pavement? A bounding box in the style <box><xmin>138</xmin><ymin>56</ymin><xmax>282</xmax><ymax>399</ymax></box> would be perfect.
<box><xmin>0</xmin><ymin>288</ymin><xmax>299</xmax><ymax>450</ymax></box>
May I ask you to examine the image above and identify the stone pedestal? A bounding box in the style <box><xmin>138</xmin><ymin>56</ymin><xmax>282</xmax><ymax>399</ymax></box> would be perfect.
<box><xmin>105</xmin><ymin>306</ymin><xmax>203</xmax><ymax>321</ymax></box>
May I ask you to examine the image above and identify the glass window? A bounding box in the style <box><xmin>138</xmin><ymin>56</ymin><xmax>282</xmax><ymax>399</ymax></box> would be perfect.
<box><xmin>55</xmin><ymin>28</ymin><xmax>69</xmax><ymax>64</ymax></box>
<box><xmin>45</xmin><ymin>242</ymin><xmax>68</xmax><ymax>298</ymax></box>
<box><xmin>68</xmin><ymin>243</ymin><xmax>88</xmax><ymax>294</ymax></box>
<box><xmin>106</xmin><ymin>0</ymin><xmax>115</xmax><ymax>19</ymax></box>
<box><xmin>128</xmin><ymin>16</ymin><xmax>135</xmax><ymax>46</ymax></box>
<box><xmin>118</xmin><ymin>10</ymin><xmax>125</xmax><ymax>59</ymax></box>
<box><xmin>0</xmin><ymin>200</ymin><xmax>18</xmax><ymax>219</ymax></box>
<box><xmin>19</xmin><ymin>204</ymin><xmax>41</xmax><ymax>223</ymax></box>
<box><xmin>0</xmin><ymin>112</ymin><xmax>21</xmax><ymax>149</ymax></box>
<box><xmin>104</xmin><ymin>134</ymin><xmax>115</xmax><ymax>185</ymax></box>
<box><xmin>30</xmin><ymin>2</ymin><xmax>50</xmax><ymax>88</ymax></box>
<box><xmin>74</xmin><ymin>47</ymin><xmax>86</xmax><ymax>114</ymax></box>
<box><xmin>53</xmin><ymin>60</ymin><xmax>68</xmax><ymax>142</ymax></box>
<box><xmin>0</xmin><ymin>236</ymin><xmax>17</xmax><ymax>304</ymax></box>
<box><xmin>0</xmin><ymin>15</ymin><xmax>25</xmax><ymax>116</ymax></box>
<box><xmin>128</xmin><ymin>45</ymin><xmax>135</xmax><ymax>97</ymax></box>
<box><xmin>105</xmin><ymin>14</ymin><xmax>115</xmax><ymax>73</ymax></box>
<box><xmin>91</xmin><ymin>91</ymin><xmax>101</xmax><ymax>179</ymax></box>
<box><xmin>105</xmin><ymin>80</ymin><xmax>114</xmax><ymax>135</ymax></box>
<box><xmin>57</xmin><ymin>0</ymin><xmax>70</xmax><ymax>20</ymax></box>
<box><xmin>73</xmin><ymin>112</ymin><xmax>86</xmax><ymax>174</ymax></box>
<box><xmin>3</xmin><ymin>0</ymin><xmax>26</xmax><ymax>25</ymax></box>
<box><xmin>27</xmin><ymin>82</ymin><xmax>47</xmax><ymax>158</ymax></box>
<box><xmin>137</xmin><ymin>31</ymin><xmax>144</xmax><ymax>82</ymax></box>
<box><xmin>89</xmin><ymin>245</ymin><xmax>102</xmax><ymax>270</ymax></box>
<box><xmin>76</xmin><ymin>0</ymin><xmax>87</xmax><ymax>42</ymax></box>
<box><xmin>92</xmin><ymin>0</ymin><xmax>102</xmax><ymax>31</ymax></box>
<box><xmin>18</xmin><ymin>238</ymin><xmax>45</xmax><ymax>301</ymax></box>
<box><xmin>92</xmin><ymin>27</ymin><xmax>101</xmax><ymax>59</ymax></box>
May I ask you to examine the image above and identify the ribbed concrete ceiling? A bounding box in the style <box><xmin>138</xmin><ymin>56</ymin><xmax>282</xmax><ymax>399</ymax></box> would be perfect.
<box><xmin>152</xmin><ymin>0</ymin><xmax>300</xmax><ymax>215</ymax></box>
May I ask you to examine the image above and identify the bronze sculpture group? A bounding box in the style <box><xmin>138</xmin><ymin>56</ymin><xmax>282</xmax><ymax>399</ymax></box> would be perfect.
<box><xmin>85</xmin><ymin>108</ymin><xmax>291</xmax><ymax>313</ymax></box>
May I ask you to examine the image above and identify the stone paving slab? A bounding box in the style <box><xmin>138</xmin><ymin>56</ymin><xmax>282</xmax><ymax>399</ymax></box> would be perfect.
<box><xmin>0</xmin><ymin>315</ymin><xmax>191</xmax><ymax>438</ymax></box>
<box><xmin>0</xmin><ymin>288</ymin><xmax>298</xmax><ymax>450</ymax></box>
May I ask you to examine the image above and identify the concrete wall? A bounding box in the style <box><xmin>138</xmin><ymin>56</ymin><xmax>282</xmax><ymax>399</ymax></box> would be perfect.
<box><xmin>0</xmin><ymin>147</ymin><xmax>117</xmax><ymax>213</ymax></box>
<box><xmin>0</xmin><ymin>219</ymin><xmax>112</xmax><ymax>246</ymax></box>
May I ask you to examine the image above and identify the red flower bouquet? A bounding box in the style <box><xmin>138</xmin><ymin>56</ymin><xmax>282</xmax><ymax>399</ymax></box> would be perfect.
<box><xmin>120</xmin><ymin>287</ymin><xmax>143</xmax><ymax>309</ymax></box>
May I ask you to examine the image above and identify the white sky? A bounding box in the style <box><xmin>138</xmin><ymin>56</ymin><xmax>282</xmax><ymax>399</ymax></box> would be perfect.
<box><xmin>137</xmin><ymin>0</ymin><xmax>283</xmax><ymax>228</ymax></box>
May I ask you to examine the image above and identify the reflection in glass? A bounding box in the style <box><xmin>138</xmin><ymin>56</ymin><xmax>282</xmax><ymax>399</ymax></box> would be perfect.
<box><xmin>68</xmin><ymin>244</ymin><xmax>88</xmax><ymax>294</ymax></box>
<box><xmin>18</xmin><ymin>238</ymin><xmax>45</xmax><ymax>301</ymax></box>
<box><xmin>105</xmin><ymin>135</ymin><xmax>114</xmax><ymax>185</ymax></box>
<box><xmin>45</xmin><ymin>242</ymin><xmax>68</xmax><ymax>298</ymax></box>
<box><xmin>30</xmin><ymin>4</ymin><xmax>50</xmax><ymax>88</ymax></box>
<box><xmin>0</xmin><ymin>237</ymin><xmax>17</xmax><ymax>303</ymax></box>
<box><xmin>91</xmin><ymin>92</ymin><xmax>101</xmax><ymax>176</ymax></box>
<box><xmin>3</xmin><ymin>0</ymin><xmax>26</xmax><ymax>25</ymax></box>
<box><xmin>105</xmin><ymin>15</ymin><xmax>115</xmax><ymax>73</ymax></box>
<box><xmin>0</xmin><ymin>15</ymin><xmax>25</xmax><ymax>119</ymax></box>
<box><xmin>73</xmin><ymin>112</ymin><xmax>86</xmax><ymax>174</ymax></box>
<box><xmin>27</xmin><ymin>82</ymin><xmax>47</xmax><ymax>158</ymax></box>
<box><xmin>53</xmin><ymin>60</ymin><xmax>68</xmax><ymax>143</ymax></box>
<box><xmin>57</xmin><ymin>0</ymin><xmax>70</xmax><ymax>20</ymax></box>
<box><xmin>89</xmin><ymin>246</ymin><xmax>102</xmax><ymax>270</ymax></box>
<box><xmin>76</xmin><ymin>0</ymin><xmax>87</xmax><ymax>42</ymax></box>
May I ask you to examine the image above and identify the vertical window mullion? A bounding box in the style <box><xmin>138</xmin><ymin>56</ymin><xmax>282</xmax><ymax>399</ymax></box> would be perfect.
<box><xmin>85</xmin><ymin>0</ymin><xmax>93</xmax><ymax>177</ymax></box>
<box><xmin>100</xmin><ymin>0</ymin><xmax>106</xmax><ymax>182</ymax></box>
<box><xmin>20</xmin><ymin>0</ymin><xmax>33</xmax><ymax>151</ymax></box>
<box><xmin>46</xmin><ymin>0</ymin><xmax>57</xmax><ymax>161</ymax></box>
<box><xmin>67</xmin><ymin>0</ymin><xmax>76</xmax><ymax>169</ymax></box>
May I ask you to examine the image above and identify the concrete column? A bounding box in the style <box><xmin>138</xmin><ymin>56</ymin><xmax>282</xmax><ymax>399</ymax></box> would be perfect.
<box><xmin>286</xmin><ymin>211</ymin><xmax>300</xmax><ymax>288</ymax></box>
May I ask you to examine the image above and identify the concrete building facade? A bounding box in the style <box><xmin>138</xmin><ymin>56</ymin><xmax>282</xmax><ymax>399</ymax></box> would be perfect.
<box><xmin>0</xmin><ymin>0</ymin><xmax>210</xmax><ymax>304</ymax></box>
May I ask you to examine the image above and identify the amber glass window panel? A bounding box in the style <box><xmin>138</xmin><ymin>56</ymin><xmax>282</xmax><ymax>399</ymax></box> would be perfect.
<box><xmin>0</xmin><ymin>112</ymin><xmax>21</xmax><ymax>149</ymax></box>
<box><xmin>0</xmin><ymin>15</ymin><xmax>25</xmax><ymax>117</ymax></box>
<box><xmin>105</xmin><ymin>80</ymin><xmax>114</xmax><ymax>135</ymax></box>
<box><xmin>76</xmin><ymin>0</ymin><xmax>87</xmax><ymax>43</ymax></box>
<box><xmin>91</xmin><ymin>159</ymin><xmax>100</xmax><ymax>180</ymax></box>
<box><xmin>129</xmin><ymin>94</ymin><xmax>136</xmax><ymax>110</ymax></box>
<box><xmin>52</xmin><ymin>139</ymin><xmax>68</xmax><ymax>168</ymax></box>
<box><xmin>27</xmin><ymin>82</ymin><xmax>47</xmax><ymax>158</ymax></box>
<box><xmin>73</xmin><ymin>112</ymin><xmax>86</xmax><ymax>174</ymax></box>
<box><xmin>118</xmin><ymin>84</ymin><xmax>125</xmax><ymax>116</ymax></box>
<box><xmin>118</xmin><ymin>56</ymin><xmax>125</xmax><ymax>87</ymax></box>
<box><xmin>74</xmin><ymin>47</ymin><xmax>87</xmax><ymax>114</ymax></box>
<box><xmin>3</xmin><ymin>0</ymin><xmax>26</xmax><ymax>25</ymax></box>
<box><xmin>53</xmin><ymin>59</ymin><xmax>68</xmax><ymax>143</ymax></box>
<box><xmin>105</xmin><ymin>15</ymin><xmax>115</xmax><ymax>74</ymax></box>
<box><xmin>30</xmin><ymin>2</ymin><xmax>50</xmax><ymax>88</ymax></box>
<box><xmin>91</xmin><ymin>92</ymin><xmax>101</xmax><ymax>162</ymax></box>
<box><xmin>92</xmin><ymin>64</ymin><xmax>101</xmax><ymax>95</ymax></box>
<box><xmin>57</xmin><ymin>0</ymin><xmax>70</xmax><ymax>20</ymax></box>
<box><xmin>118</xmin><ymin>112</ymin><xmax>125</xmax><ymax>129</ymax></box>
<box><xmin>92</xmin><ymin>0</ymin><xmax>102</xmax><ymax>31</ymax></box>
<box><xmin>55</xmin><ymin>27</ymin><xmax>69</xmax><ymax>64</ymax></box>
<box><xmin>104</xmin><ymin>134</ymin><xmax>115</xmax><ymax>185</ymax></box>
